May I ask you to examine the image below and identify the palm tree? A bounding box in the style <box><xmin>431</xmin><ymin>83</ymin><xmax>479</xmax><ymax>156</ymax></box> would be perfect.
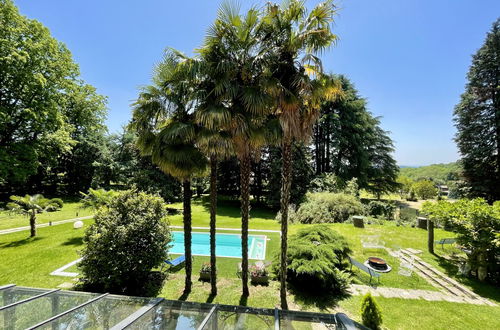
<box><xmin>7</xmin><ymin>194</ymin><xmax>48</xmax><ymax>237</ymax></box>
<box><xmin>200</xmin><ymin>2</ymin><xmax>273</xmax><ymax>296</ymax></box>
<box><xmin>130</xmin><ymin>50</ymin><xmax>207</xmax><ymax>293</ymax></box>
<box><xmin>260</xmin><ymin>0</ymin><xmax>340</xmax><ymax>309</ymax></box>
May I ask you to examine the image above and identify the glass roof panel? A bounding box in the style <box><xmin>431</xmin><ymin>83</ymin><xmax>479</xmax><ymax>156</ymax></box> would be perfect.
<box><xmin>38</xmin><ymin>294</ymin><xmax>155</xmax><ymax>330</ymax></box>
<box><xmin>0</xmin><ymin>286</ymin><xmax>50</xmax><ymax>308</ymax></box>
<box><xmin>128</xmin><ymin>299</ymin><xmax>213</xmax><ymax>329</ymax></box>
<box><xmin>0</xmin><ymin>290</ymin><xmax>98</xmax><ymax>329</ymax></box>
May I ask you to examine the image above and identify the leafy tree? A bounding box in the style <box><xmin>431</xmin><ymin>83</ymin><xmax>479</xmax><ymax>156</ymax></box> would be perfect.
<box><xmin>413</xmin><ymin>180</ymin><xmax>438</xmax><ymax>200</ymax></box>
<box><xmin>6</xmin><ymin>194</ymin><xmax>59</xmax><ymax>237</ymax></box>
<box><xmin>423</xmin><ymin>199</ymin><xmax>500</xmax><ymax>282</ymax></box>
<box><xmin>0</xmin><ymin>0</ymin><xmax>106</xmax><ymax>194</ymax></box>
<box><xmin>313</xmin><ymin>75</ymin><xmax>399</xmax><ymax>197</ymax></box>
<box><xmin>131</xmin><ymin>50</ymin><xmax>207</xmax><ymax>294</ymax></box>
<box><xmin>454</xmin><ymin>19</ymin><xmax>500</xmax><ymax>202</ymax></box>
<box><xmin>79</xmin><ymin>191</ymin><xmax>171</xmax><ymax>295</ymax></box>
<box><xmin>360</xmin><ymin>293</ymin><xmax>383</xmax><ymax>330</ymax></box>
<box><xmin>260</xmin><ymin>0</ymin><xmax>340</xmax><ymax>308</ymax></box>
<box><xmin>396</xmin><ymin>176</ymin><xmax>415</xmax><ymax>199</ymax></box>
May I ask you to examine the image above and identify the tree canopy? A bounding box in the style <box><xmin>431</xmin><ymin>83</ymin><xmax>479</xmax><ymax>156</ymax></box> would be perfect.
<box><xmin>0</xmin><ymin>0</ymin><xmax>107</xmax><ymax>195</ymax></box>
<box><xmin>454</xmin><ymin>18</ymin><xmax>500</xmax><ymax>202</ymax></box>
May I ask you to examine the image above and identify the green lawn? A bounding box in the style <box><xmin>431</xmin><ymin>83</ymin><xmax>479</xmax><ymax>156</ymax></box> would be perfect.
<box><xmin>0</xmin><ymin>197</ymin><xmax>92</xmax><ymax>231</ymax></box>
<box><xmin>0</xmin><ymin>200</ymin><xmax>498</xmax><ymax>329</ymax></box>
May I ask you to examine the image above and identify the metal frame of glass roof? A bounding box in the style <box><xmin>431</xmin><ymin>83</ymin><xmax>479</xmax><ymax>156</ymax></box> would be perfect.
<box><xmin>0</xmin><ymin>284</ymin><xmax>368</xmax><ymax>329</ymax></box>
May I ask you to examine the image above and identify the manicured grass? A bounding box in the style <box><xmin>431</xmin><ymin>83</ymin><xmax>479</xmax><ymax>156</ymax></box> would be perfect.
<box><xmin>0</xmin><ymin>220</ymin><xmax>90</xmax><ymax>288</ymax></box>
<box><xmin>0</xmin><ymin>197</ymin><xmax>92</xmax><ymax>230</ymax></box>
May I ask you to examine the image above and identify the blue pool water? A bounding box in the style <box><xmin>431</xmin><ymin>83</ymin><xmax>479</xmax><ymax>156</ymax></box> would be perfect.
<box><xmin>170</xmin><ymin>232</ymin><xmax>267</xmax><ymax>260</ymax></box>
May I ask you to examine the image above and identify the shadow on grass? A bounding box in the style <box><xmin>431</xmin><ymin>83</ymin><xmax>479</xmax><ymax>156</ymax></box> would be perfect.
<box><xmin>431</xmin><ymin>251</ymin><xmax>500</xmax><ymax>303</ymax></box>
<box><xmin>0</xmin><ymin>236</ymin><xmax>43</xmax><ymax>248</ymax></box>
<box><xmin>238</xmin><ymin>293</ymin><xmax>248</xmax><ymax>306</ymax></box>
<box><xmin>287</xmin><ymin>283</ymin><xmax>349</xmax><ymax>311</ymax></box>
<box><xmin>206</xmin><ymin>293</ymin><xmax>216</xmax><ymax>304</ymax></box>
<box><xmin>61</xmin><ymin>237</ymin><xmax>83</xmax><ymax>246</ymax></box>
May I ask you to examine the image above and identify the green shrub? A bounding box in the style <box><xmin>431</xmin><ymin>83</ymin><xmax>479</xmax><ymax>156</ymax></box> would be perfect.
<box><xmin>422</xmin><ymin>198</ymin><xmax>500</xmax><ymax>283</ymax></box>
<box><xmin>296</xmin><ymin>192</ymin><xmax>365</xmax><ymax>223</ymax></box>
<box><xmin>50</xmin><ymin>198</ymin><xmax>64</xmax><ymax>209</ymax></box>
<box><xmin>360</xmin><ymin>293</ymin><xmax>383</xmax><ymax>329</ymax></box>
<box><xmin>366</xmin><ymin>200</ymin><xmax>396</xmax><ymax>219</ymax></box>
<box><xmin>273</xmin><ymin>225</ymin><xmax>351</xmax><ymax>294</ymax></box>
<box><xmin>413</xmin><ymin>180</ymin><xmax>438</xmax><ymax>200</ymax></box>
<box><xmin>78</xmin><ymin>190</ymin><xmax>171</xmax><ymax>295</ymax></box>
<box><xmin>275</xmin><ymin>204</ymin><xmax>300</xmax><ymax>224</ymax></box>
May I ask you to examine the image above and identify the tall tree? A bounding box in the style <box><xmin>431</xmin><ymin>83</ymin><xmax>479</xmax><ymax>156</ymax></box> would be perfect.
<box><xmin>260</xmin><ymin>0</ymin><xmax>339</xmax><ymax>309</ymax></box>
<box><xmin>0</xmin><ymin>0</ymin><xmax>106</xmax><ymax>195</ymax></box>
<box><xmin>200</xmin><ymin>3</ymin><xmax>273</xmax><ymax>296</ymax></box>
<box><xmin>313</xmin><ymin>75</ymin><xmax>398</xmax><ymax>196</ymax></box>
<box><xmin>130</xmin><ymin>50</ymin><xmax>207</xmax><ymax>293</ymax></box>
<box><xmin>454</xmin><ymin>18</ymin><xmax>500</xmax><ymax>202</ymax></box>
<box><xmin>194</xmin><ymin>58</ymin><xmax>234</xmax><ymax>296</ymax></box>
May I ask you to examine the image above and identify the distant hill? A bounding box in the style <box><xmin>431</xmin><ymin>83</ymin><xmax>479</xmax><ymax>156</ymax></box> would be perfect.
<box><xmin>399</xmin><ymin>162</ymin><xmax>462</xmax><ymax>182</ymax></box>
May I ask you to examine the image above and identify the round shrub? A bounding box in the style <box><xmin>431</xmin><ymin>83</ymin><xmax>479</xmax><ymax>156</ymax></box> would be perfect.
<box><xmin>273</xmin><ymin>225</ymin><xmax>351</xmax><ymax>294</ymax></box>
<box><xmin>78</xmin><ymin>190</ymin><xmax>171</xmax><ymax>295</ymax></box>
<box><xmin>50</xmin><ymin>198</ymin><xmax>64</xmax><ymax>209</ymax></box>
<box><xmin>296</xmin><ymin>192</ymin><xmax>365</xmax><ymax>223</ymax></box>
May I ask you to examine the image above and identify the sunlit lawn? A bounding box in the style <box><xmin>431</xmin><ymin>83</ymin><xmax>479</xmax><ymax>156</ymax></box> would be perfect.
<box><xmin>0</xmin><ymin>200</ymin><xmax>498</xmax><ymax>329</ymax></box>
<box><xmin>0</xmin><ymin>197</ymin><xmax>92</xmax><ymax>231</ymax></box>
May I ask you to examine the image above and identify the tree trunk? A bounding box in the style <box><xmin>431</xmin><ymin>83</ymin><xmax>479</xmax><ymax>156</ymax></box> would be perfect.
<box><xmin>182</xmin><ymin>180</ymin><xmax>193</xmax><ymax>293</ymax></box>
<box><xmin>279</xmin><ymin>138</ymin><xmax>292</xmax><ymax>310</ymax></box>
<box><xmin>30</xmin><ymin>210</ymin><xmax>36</xmax><ymax>237</ymax></box>
<box><xmin>427</xmin><ymin>219</ymin><xmax>434</xmax><ymax>254</ymax></box>
<box><xmin>240</xmin><ymin>153</ymin><xmax>251</xmax><ymax>296</ymax></box>
<box><xmin>209</xmin><ymin>156</ymin><xmax>218</xmax><ymax>296</ymax></box>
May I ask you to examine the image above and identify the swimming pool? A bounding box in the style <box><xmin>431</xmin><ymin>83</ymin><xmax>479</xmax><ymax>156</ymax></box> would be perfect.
<box><xmin>169</xmin><ymin>232</ymin><xmax>267</xmax><ymax>260</ymax></box>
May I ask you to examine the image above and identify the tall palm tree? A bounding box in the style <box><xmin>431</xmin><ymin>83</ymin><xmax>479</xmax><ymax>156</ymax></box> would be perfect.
<box><xmin>260</xmin><ymin>0</ymin><xmax>340</xmax><ymax>309</ymax></box>
<box><xmin>200</xmin><ymin>2</ymin><xmax>273</xmax><ymax>296</ymax></box>
<box><xmin>130</xmin><ymin>50</ymin><xmax>207</xmax><ymax>294</ymax></box>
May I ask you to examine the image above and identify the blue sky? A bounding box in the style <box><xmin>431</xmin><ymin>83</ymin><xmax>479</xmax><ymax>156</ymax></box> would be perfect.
<box><xmin>15</xmin><ymin>0</ymin><xmax>500</xmax><ymax>166</ymax></box>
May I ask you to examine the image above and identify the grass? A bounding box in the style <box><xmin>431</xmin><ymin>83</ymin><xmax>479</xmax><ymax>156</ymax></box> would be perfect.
<box><xmin>0</xmin><ymin>197</ymin><xmax>92</xmax><ymax>231</ymax></box>
<box><xmin>0</xmin><ymin>200</ymin><xmax>498</xmax><ymax>329</ymax></box>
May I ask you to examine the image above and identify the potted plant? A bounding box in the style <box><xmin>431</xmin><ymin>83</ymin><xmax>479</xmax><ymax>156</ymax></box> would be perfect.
<box><xmin>199</xmin><ymin>262</ymin><xmax>211</xmax><ymax>281</ymax></box>
<box><xmin>250</xmin><ymin>264</ymin><xmax>269</xmax><ymax>285</ymax></box>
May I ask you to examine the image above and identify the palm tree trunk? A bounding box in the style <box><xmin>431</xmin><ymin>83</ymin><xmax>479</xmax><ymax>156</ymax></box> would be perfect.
<box><xmin>183</xmin><ymin>179</ymin><xmax>193</xmax><ymax>293</ymax></box>
<box><xmin>280</xmin><ymin>138</ymin><xmax>292</xmax><ymax>310</ymax></box>
<box><xmin>209</xmin><ymin>155</ymin><xmax>218</xmax><ymax>296</ymax></box>
<box><xmin>30</xmin><ymin>210</ymin><xmax>36</xmax><ymax>237</ymax></box>
<box><xmin>240</xmin><ymin>153</ymin><xmax>251</xmax><ymax>296</ymax></box>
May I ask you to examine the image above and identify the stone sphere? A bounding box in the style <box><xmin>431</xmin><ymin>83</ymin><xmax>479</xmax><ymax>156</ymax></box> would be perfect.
<box><xmin>73</xmin><ymin>221</ymin><xmax>84</xmax><ymax>229</ymax></box>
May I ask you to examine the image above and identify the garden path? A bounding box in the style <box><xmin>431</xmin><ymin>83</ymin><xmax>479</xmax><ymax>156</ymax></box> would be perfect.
<box><xmin>0</xmin><ymin>215</ymin><xmax>93</xmax><ymax>235</ymax></box>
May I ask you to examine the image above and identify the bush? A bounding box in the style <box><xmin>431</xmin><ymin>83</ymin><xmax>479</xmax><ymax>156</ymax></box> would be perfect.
<box><xmin>366</xmin><ymin>201</ymin><xmax>396</xmax><ymax>219</ymax></box>
<box><xmin>50</xmin><ymin>198</ymin><xmax>64</xmax><ymax>209</ymax></box>
<box><xmin>422</xmin><ymin>198</ymin><xmax>500</xmax><ymax>283</ymax></box>
<box><xmin>295</xmin><ymin>192</ymin><xmax>365</xmax><ymax>223</ymax></box>
<box><xmin>78</xmin><ymin>190</ymin><xmax>171</xmax><ymax>295</ymax></box>
<box><xmin>360</xmin><ymin>293</ymin><xmax>383</xmax><ymax>330</ymax></box>
<box><xmin>275</xmin><ymin>204</ymin><xmax>300</xmax><ymax>224</ymax></box>
<box><xmin>273</xmin><ymin>225</ymin><xmax>351</xmax><ymax>294</ymax></box>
